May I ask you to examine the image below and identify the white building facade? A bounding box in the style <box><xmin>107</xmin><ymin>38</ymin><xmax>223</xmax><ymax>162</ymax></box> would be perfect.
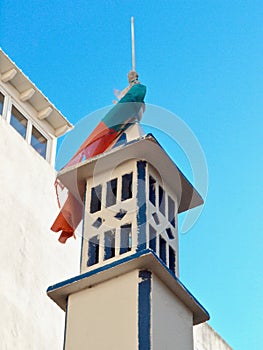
<box><xmin>0</xmin><ymin>49</ymin><xmax>80</xmax><ymax>350</ymax></box>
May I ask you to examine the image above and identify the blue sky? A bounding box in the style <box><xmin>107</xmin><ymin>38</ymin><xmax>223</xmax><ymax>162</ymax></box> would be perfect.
<box><xmin>1</xmin><ymin>1</ymin><xmax>262</xmax><ymax>348</ymax></box>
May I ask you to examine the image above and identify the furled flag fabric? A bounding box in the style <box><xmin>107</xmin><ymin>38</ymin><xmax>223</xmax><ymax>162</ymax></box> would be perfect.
<box><xmin>51</xmin><ymin>82</ymin><xmax>146</xmax><ymax>243</ymax></box>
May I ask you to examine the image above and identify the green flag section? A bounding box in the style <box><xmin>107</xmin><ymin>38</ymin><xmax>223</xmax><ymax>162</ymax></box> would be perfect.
<box><xmin>103</xmin><ymin>84</ymin><xmax>146</xmax><ymax>129</ymax></box>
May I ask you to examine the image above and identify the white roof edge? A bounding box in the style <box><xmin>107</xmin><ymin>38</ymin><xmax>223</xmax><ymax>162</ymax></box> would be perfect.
<box><xmin>57</xmin><ymin>134</ymin><xmax>204</xmax><ymax>213</ymax></box>
<box><xmin>47</xmin><ymin>250</ymin><xmax>209</xmax><ymax>325</ymax></box>
<box><xmin>0</xmin><ymin>48</ymin><xmax>73</xmax><ymax>135</ymax></box>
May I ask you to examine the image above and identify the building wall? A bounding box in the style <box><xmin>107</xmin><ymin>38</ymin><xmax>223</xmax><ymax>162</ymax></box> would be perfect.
<box><xmin>65</xmin><ymin>270</ymin><xmax>138</xmax><ymax>350</ymax></box>
<box><xmin>147</xmin><ymin>163</ymin><xmax>179</xmax><ymax>276</ymax></box>
<box><xmin>0</xmin><ymin>119</ymin><xmax>80</xmax><ymax>350</ymax></box>
<box><xmin>82</xmin><ymin>159</ymin><xmax>138</xmax><ymax>272</ymax></box>
<box><xmin>152</xmin><ymin>274</ymin><xmax>194</xmax><ymax>350</ymax></box>
<box><xmin>194</xmin><ymin>323</ymin><xmax>233</xmax><ymax>350</ymax></box>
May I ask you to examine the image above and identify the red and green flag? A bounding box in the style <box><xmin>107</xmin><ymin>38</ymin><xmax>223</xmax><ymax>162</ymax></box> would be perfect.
<box><xmin>51</xmin><ymin>83</ymin><xmax>146</xmax><ymax>243</ymax></box>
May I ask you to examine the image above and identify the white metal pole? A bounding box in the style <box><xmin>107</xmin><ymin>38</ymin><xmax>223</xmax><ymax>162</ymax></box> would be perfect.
<box><xmin>131</xmin><ymin>17</ymin><xmax>136</xmax><ymax>71</ymax></box>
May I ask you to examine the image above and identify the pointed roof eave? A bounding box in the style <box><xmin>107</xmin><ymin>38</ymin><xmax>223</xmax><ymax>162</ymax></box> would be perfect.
<box><xmin>57</xmin><ymin>133</ymin><xmax>203</xmax><ymax>213</ymax></box>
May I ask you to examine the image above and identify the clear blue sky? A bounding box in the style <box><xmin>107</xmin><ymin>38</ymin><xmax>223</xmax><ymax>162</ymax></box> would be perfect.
<box><xmin>1</xmin><ymin>1</ymin><xmax>262</xmax><ymax>348</ymax></box>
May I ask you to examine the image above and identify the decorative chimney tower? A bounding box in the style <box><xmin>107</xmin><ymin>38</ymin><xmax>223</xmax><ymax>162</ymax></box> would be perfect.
<box><xmin>47</xmin><ymin>127</ymin><xmax>209</xmax><ymax>350</ymax></box>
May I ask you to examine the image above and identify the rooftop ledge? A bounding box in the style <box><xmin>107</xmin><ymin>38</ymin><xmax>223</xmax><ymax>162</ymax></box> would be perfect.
<box><xmin>0</xmin><ymin>48</ymin><xmax>73</xmax><ymax>137</ymax></box>
<box><xmin>57</xmin><ymin>133</ymin><xmax>204</xmax><ymax>213</ymax></box>
<box><xmin>47</xmin><ymin>249</ymin><xmax>209</xmax><ymax>325</ymax></box>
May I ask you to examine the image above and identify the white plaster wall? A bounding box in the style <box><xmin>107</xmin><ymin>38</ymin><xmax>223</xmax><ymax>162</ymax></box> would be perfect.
<box><xmin>0</xmin><ymin>119</ymin><xmax>80</xmax><ymax>350</ymax></box>
<box><xmin>82</xmin><ymin>159</ymin><xmax>138</xmax><ymax>272</ymax></box>
<box><xmin>152</xmin><ymin>274</ymin><xmax>194</xmax><ymax>350</ymax></box>
<box><xmin>65</xmin><ymin>270</ymin><xmax>138</xmax><ymax>350</ymax></box>
<box><xmin>147</xmin><ymin>164</ymin><xmax>179</xmax><ymax>276</ymax></box>
<box><xmin>194</xmin><ymin>323</ymin><xmax>233</xmax><ymax>350</ymax></box>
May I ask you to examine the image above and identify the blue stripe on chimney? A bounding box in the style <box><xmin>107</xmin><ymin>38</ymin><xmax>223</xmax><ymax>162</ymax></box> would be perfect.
<box><xmin>138</xmin><ymin>270</ymin><xmax>151</xmax><ymax>350</ymax></box>
<box><xmin>136</xmin><ymin>161</ymin><xmax>147</xmax><ymax>251</ymax></box>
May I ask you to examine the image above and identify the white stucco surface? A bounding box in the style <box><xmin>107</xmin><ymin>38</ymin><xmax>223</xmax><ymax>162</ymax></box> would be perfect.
<box><xmin>152</xmin><ymin>274</ymin><xmax>194</xmax><ymax>350</ymax></box>
<box><xmin>82</xmin><ymin>159</ymin><xmax>138</xmax><ymax>273</ymax></box>
<box><xmin>0</xmin><ymin>119</ymin><xmax>80</xmax><ymax>350</ymax></box>
<box><xmin>194</xmin><ymin>322</ymin><xmax>233</xmax><ymax>350</ymax></box>
<box><xmin>65</xmin><ymin>270</ymin><xmax>138</xmax><ymax>350</ymax></box>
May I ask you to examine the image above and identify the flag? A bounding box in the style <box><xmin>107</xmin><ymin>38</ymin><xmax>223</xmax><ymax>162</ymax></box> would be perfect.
<box><xmin>51</xmin><ymin>83</ymin><xmax>146</xmax><ymax>243</ymax></box>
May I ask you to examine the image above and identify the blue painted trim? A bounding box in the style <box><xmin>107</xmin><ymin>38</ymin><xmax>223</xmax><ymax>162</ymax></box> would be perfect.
<box><xmin>63</xmin><ymin>297</ymin><xmax>68</xmax><ymax>350</ymax></box>
<box><xmin>80</xmin><ymin>183</ymin><xmax>87</xmax><ymax>272</ymax></box>
<box><xmin>136</xmin><ymin>160</ymin><xmax>147</xmax><ymax>251</ymax></box>
<box><xmin>47</xmin><ymin>249</ymin><xmax>151</xmax><ymax>292</ymax></box>
<box><xmin>138</xmin><ymin>270</ymin><xmax>151</xmax><ymax>350</ymax></box>
<box><xmin>47</xmin><ymin>248</ymin><xmax>209</xmax><ymax>318</ymax></box>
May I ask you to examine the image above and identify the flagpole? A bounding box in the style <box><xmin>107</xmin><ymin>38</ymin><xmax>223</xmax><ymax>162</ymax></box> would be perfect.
<box><xmin>131</xmin><ymin>17</ymin><xmax>136</xmax><ymax>71</ymax></box>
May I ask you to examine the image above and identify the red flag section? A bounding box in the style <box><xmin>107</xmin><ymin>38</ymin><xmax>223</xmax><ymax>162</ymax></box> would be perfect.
<box><xmin>51</xmin><ymin>123</ymin><xmax>119</xmax><ymax>243</ymax></box>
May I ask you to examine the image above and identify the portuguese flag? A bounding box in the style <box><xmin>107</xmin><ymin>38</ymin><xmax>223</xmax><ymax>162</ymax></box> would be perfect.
<box><xmin>51</xmin><ymin>83</ymin><xmax>146</xmax><ymax>243</ymax></box>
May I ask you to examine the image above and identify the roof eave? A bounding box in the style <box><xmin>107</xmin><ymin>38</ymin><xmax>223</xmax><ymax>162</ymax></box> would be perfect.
<box><xmin>0</xmin><ymin>48</ymin><xmax>73</xmax><ymax>137</ymax></box>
